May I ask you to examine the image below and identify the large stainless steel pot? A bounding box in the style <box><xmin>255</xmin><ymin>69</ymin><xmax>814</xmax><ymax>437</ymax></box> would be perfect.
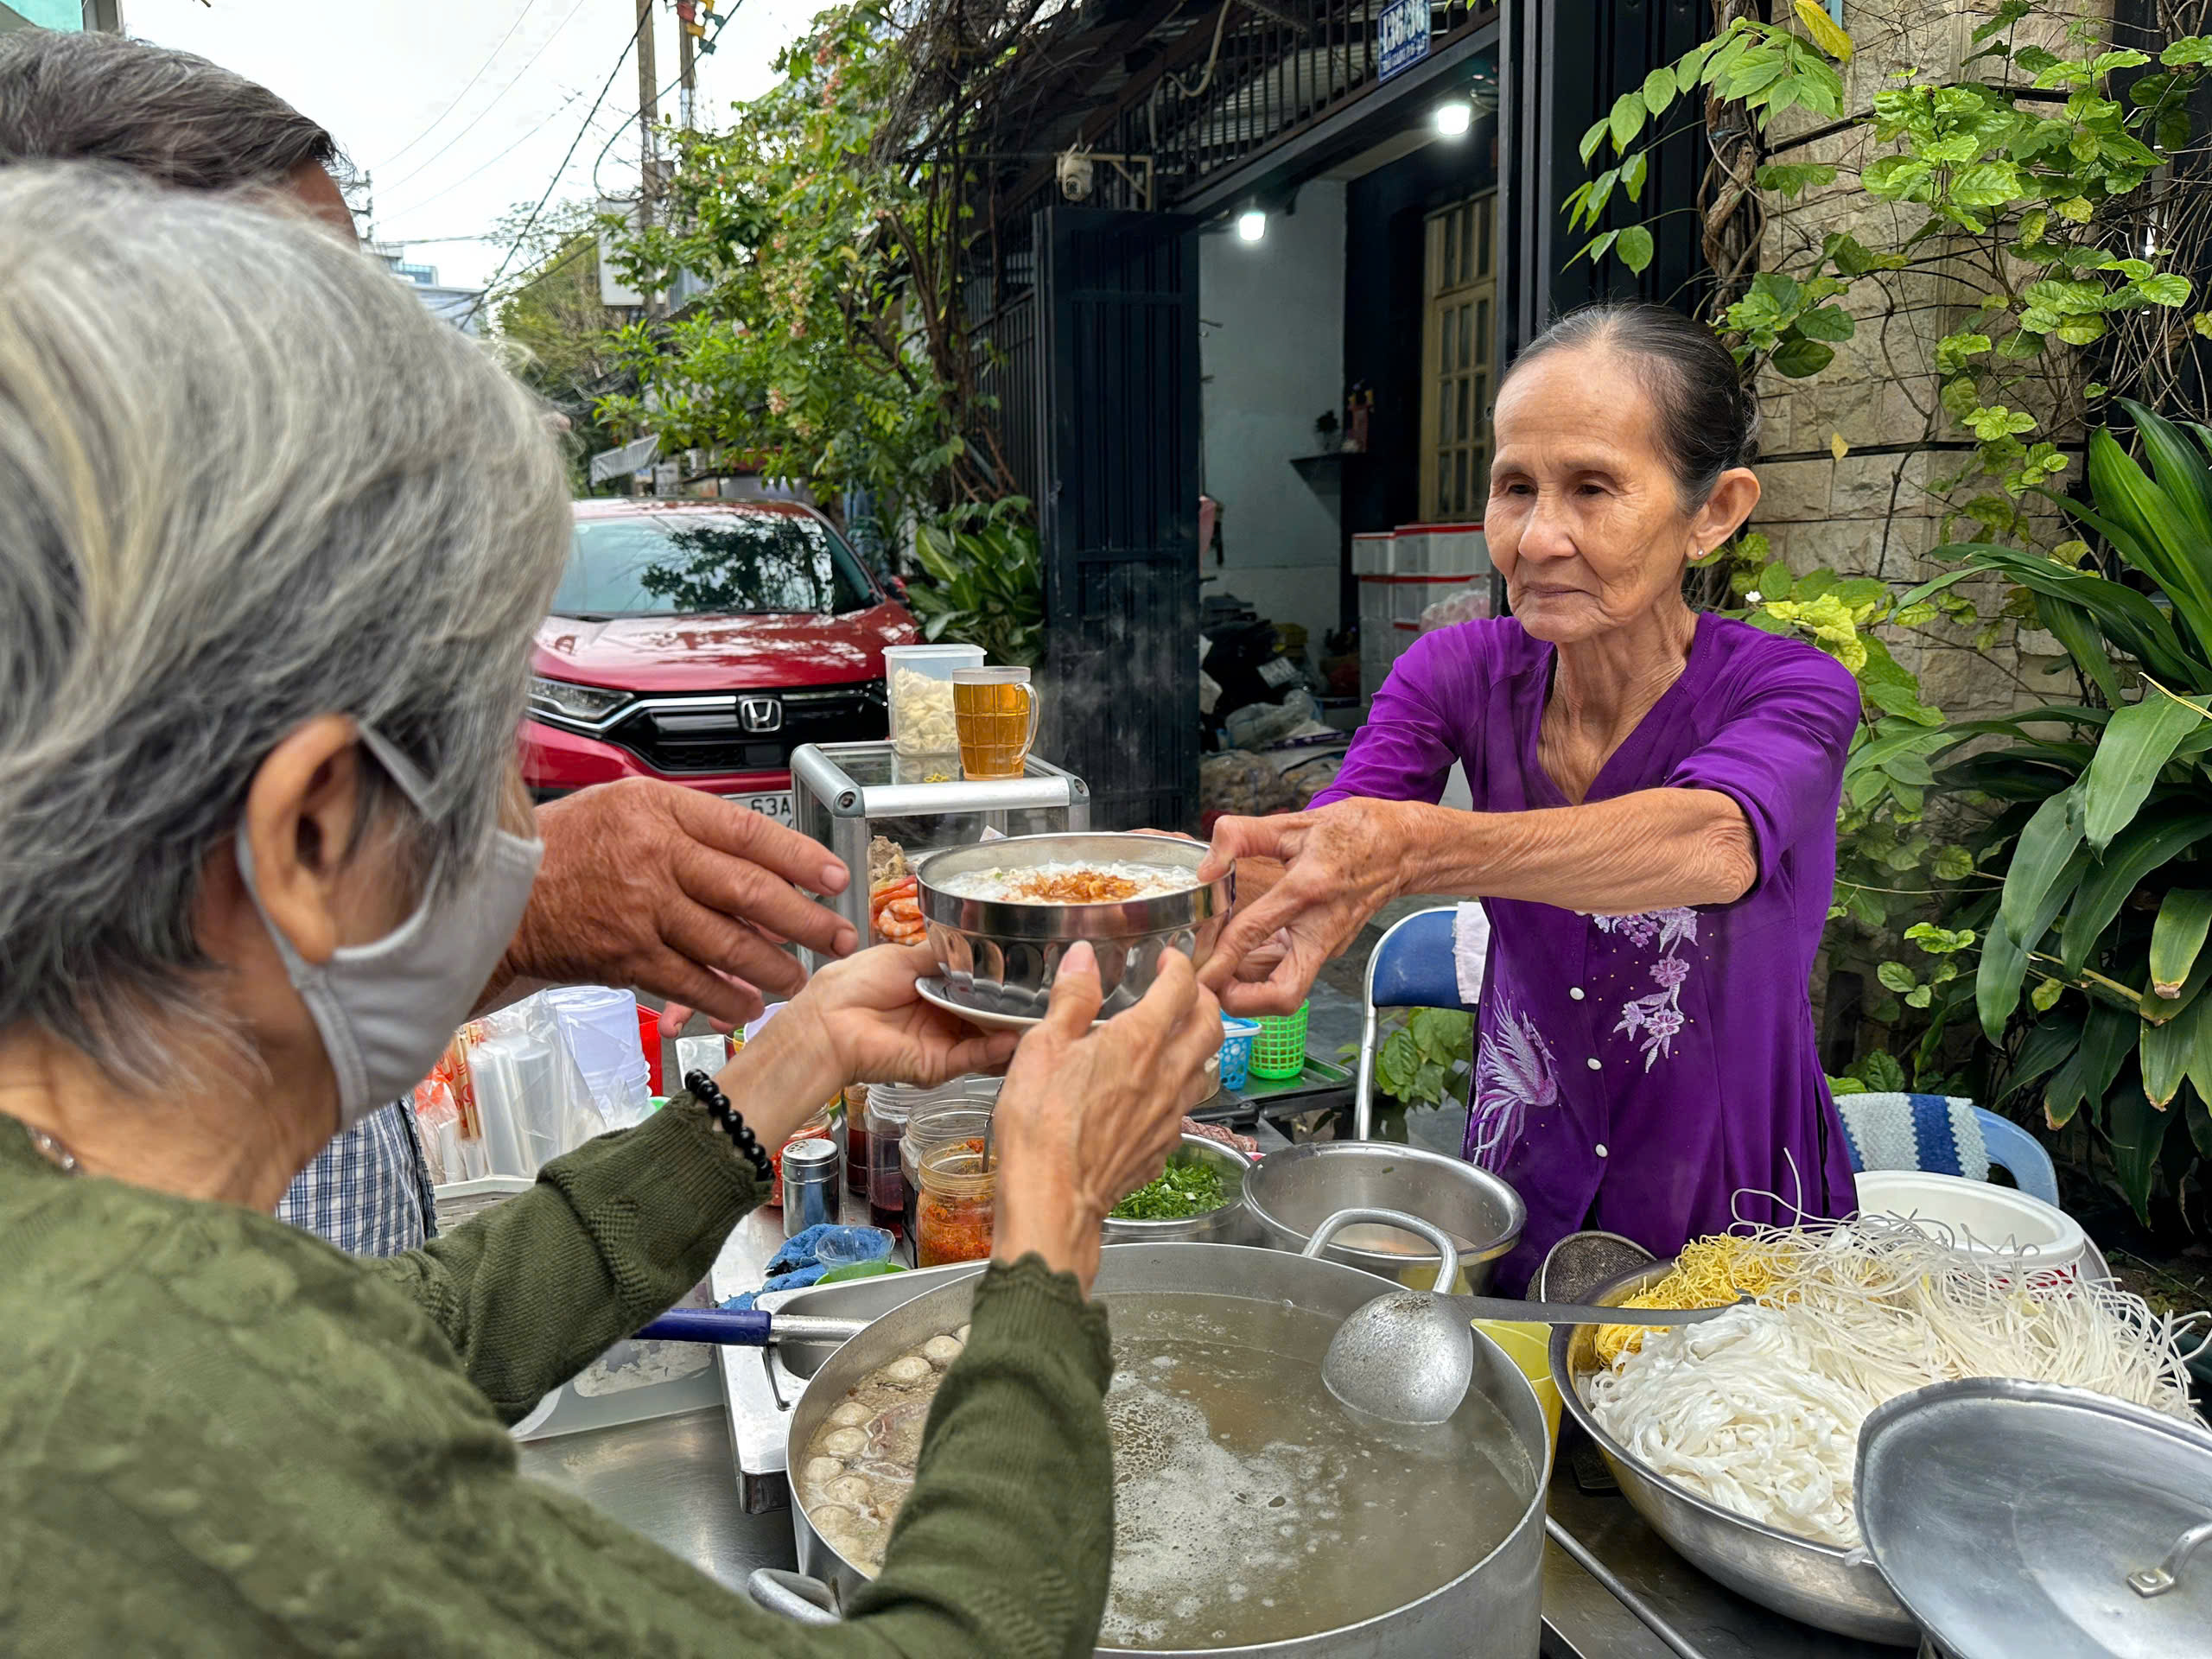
<box><xmin>1099</xmin><ymin>1133</ymin><xmax>1255</xmax><ymax>1247</ymax></box>
<box><xmin>1243</xmin><ymin>1141</ymin><xmax>1523</xmax><ymax>1292</ymax></box>
<box><xmin>1550</xmin><ymin>1260</ymin><xmax>1921</xmax><ymax>1647</ymax></box>
<box><xmin>768</xmin><ymin>1238</ymin><xmax>1550</xmax><ymax>1656</ymax></box>
<box><xmin>915</xmin><ymin>832</ymin><xmax>1231</xmax><ymax>1020</ymax></box>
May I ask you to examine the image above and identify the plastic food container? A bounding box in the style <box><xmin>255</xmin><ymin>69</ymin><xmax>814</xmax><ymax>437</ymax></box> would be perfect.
<box><xmin>1852</xmin><ymin>1170</ymin><xmax>2088</xmax><ymax>1274</ymax></box>
<box><xmin>916</xmin><ymin>1141</ymin><xmax>995</xmax><ymax>1267</ymax></box>
<box><xmin>883</xmin><ymin>643</ymin><xmax>984</xmax><ymax>755</ymax></box>
<box><xmin>1217</xmin><ymin>1016</ymin><xmax>1261</xmax><ymax>1090</ymax></box>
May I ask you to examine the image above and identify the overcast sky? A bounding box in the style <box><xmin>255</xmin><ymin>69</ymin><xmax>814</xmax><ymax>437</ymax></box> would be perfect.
<box><xmin>130</xmin><ymin>0</ymin><xmax>830</xmax><ymax>289</ymax></box>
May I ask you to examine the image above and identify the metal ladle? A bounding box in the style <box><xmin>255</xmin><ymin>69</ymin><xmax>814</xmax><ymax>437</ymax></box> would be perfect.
<box><xmin>1305</xmin><ymin>1208</ymin><xmax>1736</xmax><ymax>1426</ymax></box>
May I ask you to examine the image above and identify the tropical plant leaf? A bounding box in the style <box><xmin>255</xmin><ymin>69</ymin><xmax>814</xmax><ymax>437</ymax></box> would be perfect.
<box><xmin>2078</xmin><ymin>683</ymin><xmax>2210</xmax><ymax>852</ymax></box>
<box><xmin>2143</xmin><ymin>944</ymin><xmax>2212</xmax><ymax>1025</ymax></box>
<box><xmin>1982</xmin><ymin>841</ymin><xmax>2091</xmax><ymax>1039</ymax></box>
<box><xmin>1611</xmin><ymin>225</ymin><xmax>1654</xmax><ymax>275</ymax></box>
<box><xmin>1946</xmin><ymin>538</ymin><xmax>2209</xmax><ymax>686</ymax></box>
<box><xmin>2106</xmin><ymin>1083</ymin><xmax>2172</xmax><ymax>1221</ymax></box>
<box><xmin>2086</xmin><ymin>417</ymin><xmax>2212</xmax><ymax>659</ymax></box>
<box><xmin>2150</xmin><ymin>889</ymin><xmax>2212</xmax><ymax>998</ymax></box>
<box><xmin>2036</xmin><ymin>595</ymin><xmax>2127</xmax><ymax>709</ymax></box>
<box><xmin>2044</xmin><ymin>1002</ymin><xmax>2134</xmax><ymax>1128</ymax></box>
<box><xmin>2000</xmin><ymin>1007</ymin><xmax>2086</xmax><ymax>1103</ymax></box>
<box><xmin>1942</xmin><ymin>705</ymin><xmax>2113</xmax><ymax>740</ymax></box>
<box><xmin>2060</xmin><ymin>808</ymin><xmax>2212</xmax><ymax>974</ymax></box>
<box><xmin>2000</xmin><ymin>787</ymin><xmax>2085</xmax><ymax>946</ymax></box>
<box><xmin>2140</xmin><ymin>988</ymin><xmax>2212</xmax><ymax>1107</ymax></box>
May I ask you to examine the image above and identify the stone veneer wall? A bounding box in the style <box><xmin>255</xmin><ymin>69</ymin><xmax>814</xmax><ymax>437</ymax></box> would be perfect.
<box><xmin>1746</xmin><ymin>0</ymin><xmax>2105</xmax><ymax>721</ymax></box>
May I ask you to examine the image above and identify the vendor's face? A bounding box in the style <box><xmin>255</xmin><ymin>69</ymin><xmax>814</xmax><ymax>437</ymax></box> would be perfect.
<box><xmin>1486</xmin><ymin>350</ymin><xmax>1713</xmax><ymax>645</ymax></box>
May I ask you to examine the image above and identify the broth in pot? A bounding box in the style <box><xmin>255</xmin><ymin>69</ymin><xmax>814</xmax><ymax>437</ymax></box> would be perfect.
<box><xmin>797</xmin><ymin>1289</ymin><xmax>1534</xmax><ymax>1651</ymax></box>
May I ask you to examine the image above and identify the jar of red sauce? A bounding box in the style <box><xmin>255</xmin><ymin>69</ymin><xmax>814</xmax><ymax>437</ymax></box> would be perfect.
<box><xmin>915</xmin><ymin>1141</ymin><xmax>995</xmax><ymax>1268</ymax></box>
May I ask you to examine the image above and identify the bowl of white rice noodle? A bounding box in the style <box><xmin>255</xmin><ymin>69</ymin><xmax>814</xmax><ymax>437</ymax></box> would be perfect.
<box><xmin>914</xmin><ymin>832</ymin><xmax>1233</xmax><ymax>1020</ymax></box>
<box><xmin>1550</xmin><ymin>1213</ymin><xmax>2206</xmax><ymax>1645</ymax></box>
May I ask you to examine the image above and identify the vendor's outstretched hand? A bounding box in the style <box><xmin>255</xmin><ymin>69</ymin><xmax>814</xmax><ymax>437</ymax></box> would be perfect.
<box><xmin>990</xmin><ymin>943</ymin><xmax>1222</xmax><ymax>1293</ymax></box>
<box><xmin>1198</xmin><ymin>800</ymin><xmax>1404</xmax><ymax>1016</ymax></box>
<box><xmin>501</xmin><ymin>779</ymin><xmax>859</xmax><ymax>1027</ymax></box>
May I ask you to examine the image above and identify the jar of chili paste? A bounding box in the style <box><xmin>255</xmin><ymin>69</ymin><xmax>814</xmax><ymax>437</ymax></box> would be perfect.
<box><xmin>915</xmin><ymin>1141</ymin><xmax>995</xmax><ymax>1268</ymax></box>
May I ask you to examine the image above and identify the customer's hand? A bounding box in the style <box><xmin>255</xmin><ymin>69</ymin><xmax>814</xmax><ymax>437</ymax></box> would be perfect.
<box><xmin>1198</xmin><ymin>800</ymin><xmax>1405</xmax><ymax>1015</ymax></box>
<box><xmin>496</xmin><ymin>779</ymin><xmax>860</xmax><ymax>1027</ymax></box>
<box><xmin>990</xmin><ymin>943</ymin><xmax>1223</xmax><ymax>1293</ymax></box>
<box><xmin>781</xmin><ymin>943</ymin><xmax>1020</xmax><ymax>1090</ymax></box>
<box><xmin>710</xmin><ymin>944</ymin><xmax>1019</xmax><ymax>1150</ymax></box>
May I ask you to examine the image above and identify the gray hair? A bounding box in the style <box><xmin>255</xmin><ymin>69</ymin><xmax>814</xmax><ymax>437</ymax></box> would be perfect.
<box><xmin>0</xmin><ymin>165</ymin><xmax>568</xmax><ymax>1084</ymax></box>
<box><xmin>0</xmin><ymin>29</ymin><xmax>342</xmax><ymax>190</ymax></box>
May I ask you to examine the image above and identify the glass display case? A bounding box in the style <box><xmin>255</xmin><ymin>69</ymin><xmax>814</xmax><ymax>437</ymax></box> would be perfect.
<box><xmin>791</xmin><ymin>741</ymin><xmax>1090</xmax><ymax>961</ymax></box>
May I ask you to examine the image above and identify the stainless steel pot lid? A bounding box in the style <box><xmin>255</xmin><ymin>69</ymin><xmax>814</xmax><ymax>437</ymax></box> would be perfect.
<box><xmin>1856</xmin><ymin>1377</ymin><xmax>2212</xmax><ymax>1659</ymax></box>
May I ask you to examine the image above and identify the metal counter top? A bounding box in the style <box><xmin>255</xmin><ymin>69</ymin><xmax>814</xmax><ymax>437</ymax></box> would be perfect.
<box><xmin>518</xmin><ymin>1406</ymin><xmax>1898</xmax><ymax>1657</ymax></box>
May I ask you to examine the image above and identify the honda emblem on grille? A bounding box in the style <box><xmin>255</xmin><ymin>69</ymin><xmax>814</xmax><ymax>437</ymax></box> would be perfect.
<box><xmin>737</xmin><ymin>695</ymin><xmax>783</xmax><ymax>734</ymax></box>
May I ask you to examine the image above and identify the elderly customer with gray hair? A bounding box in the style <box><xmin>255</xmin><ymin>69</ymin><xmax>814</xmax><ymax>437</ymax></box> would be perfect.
<box><xmin>0</xmin><ymin>26</ymin><xmax>863</xmax><ymax>1255</ymax></box>
<box><xmin>0</xmin><ymin>163</ymin><xmax>1221</xmax><ymax>1655</ymax></box>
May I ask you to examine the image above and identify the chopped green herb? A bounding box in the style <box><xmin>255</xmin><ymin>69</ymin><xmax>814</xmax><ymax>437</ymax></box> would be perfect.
<box><xmin>1109</xmin><ymin>1160</ymin><xmax>1228</xmax><ymax>1221</ymax></box>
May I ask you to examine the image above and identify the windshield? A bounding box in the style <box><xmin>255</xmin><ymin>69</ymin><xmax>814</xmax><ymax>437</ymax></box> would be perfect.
<box><xmin>555</xmin><ymin>510</ymin><xmax>876</xmax><ymax>618</ymax></box>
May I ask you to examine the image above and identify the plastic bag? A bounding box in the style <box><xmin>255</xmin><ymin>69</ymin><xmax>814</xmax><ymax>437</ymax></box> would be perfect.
<box><xmin>466</xmin><ymin>993</ymin><xmax>610</xmax><ymax>1176</ymax></box>
<box><xmin>1419</xmin><ymin>585</ymin><xmax>1494</xmax><ymax>633</ymax></box>
<box><xmin>1224</xmin><ymin>687</ymin><xmax>1319</xmax><ymax>751</ymax></box>
<box><xmin>1200</xmin><ymin>749</ymin><xmax>1301</xmax><ymax>817</ymax></box>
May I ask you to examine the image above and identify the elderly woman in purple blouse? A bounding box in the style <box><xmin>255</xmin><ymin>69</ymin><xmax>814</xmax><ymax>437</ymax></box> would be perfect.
<box><xmin>1200</xmin><ymin>302</ymin><xmax>1861</xmax><ymax>1292</ymax></box>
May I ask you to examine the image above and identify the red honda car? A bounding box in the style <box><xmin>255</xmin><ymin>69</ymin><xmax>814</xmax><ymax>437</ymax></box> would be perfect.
<box><xmin>522</xmin><ymin>499</ymin><xmax>917</xmax><ymax>823</ymax></box>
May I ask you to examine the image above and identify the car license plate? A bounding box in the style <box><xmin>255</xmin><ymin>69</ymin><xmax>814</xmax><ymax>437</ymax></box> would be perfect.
<box><xmin>730</xmin><ymin>791</ymin><xmax>794</xmax><ymax>827</ymax></box>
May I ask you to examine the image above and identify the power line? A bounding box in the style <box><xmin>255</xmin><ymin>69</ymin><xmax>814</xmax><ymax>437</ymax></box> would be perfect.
<box><xmin>381</xmin><ymin>0</ymin><xmax>597</xmax><ymax>194</ymax></box>
<box><xmin>378</xmin><ymin>83</ymin><xmax>588</xmax><ymax>220</ymax></box>
<box><xmin>378</xmin><ymin>0</ymin><xmax>544</xmax><ymax>168</ymax></box>
<box><xmin>464</xmin><ymin>13</ymin><xmax>647</xmax><ymax>327</ymax></box>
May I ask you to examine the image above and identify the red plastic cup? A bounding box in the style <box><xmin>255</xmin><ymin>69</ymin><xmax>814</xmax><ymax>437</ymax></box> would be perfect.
<box><xmin>636</xmin><ymin>1002</ymin><xmax>664</xmax><ymax>1096</ymax></box>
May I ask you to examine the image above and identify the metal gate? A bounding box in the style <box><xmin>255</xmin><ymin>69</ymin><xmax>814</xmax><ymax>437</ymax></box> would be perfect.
<box><xmin>1032</xmin><ymin>206</ymin><xmax>1202</xmax><ymax>832</ymax></box>
<box><xmin>1501</xmin><ymin>0</ymin><xmax>1709</xmax><ymax>357</ymax></box>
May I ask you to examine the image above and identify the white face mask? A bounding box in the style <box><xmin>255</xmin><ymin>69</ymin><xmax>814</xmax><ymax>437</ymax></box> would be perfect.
<box><xmin>236</xmin><ymin>725</ymin><xmax>543</xmax><ymax>1130</ymax></box>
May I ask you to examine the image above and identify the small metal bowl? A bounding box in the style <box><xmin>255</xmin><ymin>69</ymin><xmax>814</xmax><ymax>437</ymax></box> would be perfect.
<box><xmin>915</xmin><ymin>832</ymin><xmax>1233</xmax><ymax>1020</ymax></box>
<box><xmin>1242</xmin><ymin>1141</ymin><xmax>1524</xmax><ymax>1292</ymax></box>
<box><xmin>1102</xmin><ymin>1134</ymin><xmax>1255</xmax><ymax>1246</ymax></box>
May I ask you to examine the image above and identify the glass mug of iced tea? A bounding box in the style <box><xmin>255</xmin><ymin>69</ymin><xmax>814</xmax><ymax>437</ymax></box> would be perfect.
<box><xmin>950</xmin><ymin>665</ymin><xmax>1039</xmax><ymax>780</ymax></box>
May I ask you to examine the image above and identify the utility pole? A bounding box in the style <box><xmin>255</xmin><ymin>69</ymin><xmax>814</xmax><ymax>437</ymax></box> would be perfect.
<box><xmin>677</xmin><ymin>10</ymin><xmax>696</xmax><ymax>132</ymax></box>
<box><xmin>635</xmin><ymin>0</ymin><xmax>663</xmax><ymax>318</ymax></box>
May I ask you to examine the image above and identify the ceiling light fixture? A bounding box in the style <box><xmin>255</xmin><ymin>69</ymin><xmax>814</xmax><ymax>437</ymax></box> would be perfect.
<box><xmin>1236</xmin><ymin>207</ymin><xmax>1267</xmax><ymax>242</ymax></box>
<box><xmin>1433</xmin><ymin>100</ymin><xmax>1473</xmax><ymax>137</ymax></box>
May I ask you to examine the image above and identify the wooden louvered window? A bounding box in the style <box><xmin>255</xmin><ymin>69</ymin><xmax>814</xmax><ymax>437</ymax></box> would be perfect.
<box><xmin>1420</xmin><ymin>191</ymin><xmax>1497</xmax><ymax>520</ymax></box>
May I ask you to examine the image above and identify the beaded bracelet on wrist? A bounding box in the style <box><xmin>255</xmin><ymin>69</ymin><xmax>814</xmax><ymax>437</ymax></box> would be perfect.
<box><xmin>684</xmin><ymin>1070</ymin><xmax>774</xmax><ymax>1181</ymax></box>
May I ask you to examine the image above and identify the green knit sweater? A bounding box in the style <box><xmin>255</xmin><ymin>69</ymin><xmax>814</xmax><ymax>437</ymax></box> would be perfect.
<box><xmin>0</xmin><ymin>1096</ymin><xmax>1114</xmax><ymax>1656</ymax></box>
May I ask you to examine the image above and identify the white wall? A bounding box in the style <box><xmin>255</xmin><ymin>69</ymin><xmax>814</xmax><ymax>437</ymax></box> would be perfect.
<box><xmin>1199</xmin><ymin>182</ymin><xmax>1346</xmax><ymax>657</ymax></box>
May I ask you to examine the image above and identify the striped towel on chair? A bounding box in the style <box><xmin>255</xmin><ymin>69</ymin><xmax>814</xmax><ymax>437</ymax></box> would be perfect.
<box><xmin>1833</xmin><ymin>1093</ymin><xmax>1990</xmax><ymax>1185</ymax></box>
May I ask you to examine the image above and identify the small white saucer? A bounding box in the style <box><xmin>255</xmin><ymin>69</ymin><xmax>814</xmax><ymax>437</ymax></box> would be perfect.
<box><xmin>916</xmin><ymin>976</ymin><xmax>1124</xmax><ymax>1031</ymax></box>
<box><xmin>916</xmin><ymin>976</ymin><xmax>1046</xmax><ymax>1030</ymax></box>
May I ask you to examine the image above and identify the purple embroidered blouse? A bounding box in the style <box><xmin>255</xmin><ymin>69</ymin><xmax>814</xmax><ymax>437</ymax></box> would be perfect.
<box><xmin>1312</xmin><ymin>613</ymin><xmax>1862</xmax><ymax>1293</ymax></box>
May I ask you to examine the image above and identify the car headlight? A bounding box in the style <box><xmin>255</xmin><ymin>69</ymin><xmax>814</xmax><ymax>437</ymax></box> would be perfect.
<box><xmin>529</xmin><ymin>676</ymin><xmax>631</xmax><ymax>726</ymax></box>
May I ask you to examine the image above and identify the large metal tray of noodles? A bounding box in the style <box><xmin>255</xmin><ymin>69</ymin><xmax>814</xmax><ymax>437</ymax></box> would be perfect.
<box><xmin>915</xmin><ymin>832</ymin><xmax>1232</xmax><ymax>1020</ymax></box>
<box><xmin>1549</xmin><ymin>1259</ymin><xmax>1921</xmax><ymax>1647</ymax></box>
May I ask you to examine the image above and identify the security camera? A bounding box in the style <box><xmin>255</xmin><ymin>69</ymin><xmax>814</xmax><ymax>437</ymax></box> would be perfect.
<box><xmin>1057</xmin><ymin>150</ymin><xmax>1094</xmax><ymax>201</ymax></box>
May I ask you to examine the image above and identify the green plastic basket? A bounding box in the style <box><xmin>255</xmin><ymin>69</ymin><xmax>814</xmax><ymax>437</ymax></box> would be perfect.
<box><xmin>1249</xmin><ymin>1002</ymin><xmax>1308</xmax><ymax>1079</ymax></box>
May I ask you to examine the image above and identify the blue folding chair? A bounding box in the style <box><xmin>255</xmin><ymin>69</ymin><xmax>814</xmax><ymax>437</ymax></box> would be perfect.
<box><xmin>1354</xmin><ymin>906</ymin><xmax>1472</xmax><ymax>1140</ymax></box>
<box><xmin>1834</xmin><ymin>1092</ymin><xmax>2061</xmax><ymax>1207</ymax></box>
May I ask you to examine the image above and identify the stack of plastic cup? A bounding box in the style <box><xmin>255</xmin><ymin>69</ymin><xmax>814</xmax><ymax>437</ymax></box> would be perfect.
<box><xmin>546</xmin><ymin>986</ymin><xmax>653</xmax><ymax>1127</ymax></box>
